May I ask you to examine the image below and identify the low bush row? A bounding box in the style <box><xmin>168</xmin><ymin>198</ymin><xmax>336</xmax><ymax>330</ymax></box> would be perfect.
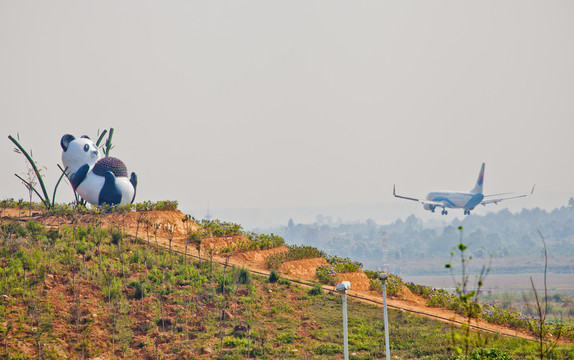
<box><xmin>265</xmin><ymin>245</ymin><xmax>326</xmax><ymax>270</ymax></box>
<box><xmin>404</xmin><ymin>282</ymin><xmax>574</xmax><ymax>342</ymax></box>
<box><xmin>193</xmin><ymin>219</ymin><xmax>286</xmax><ymax>253</ymax></box>
<box><xmin>1</xmin><ymin>199</ymin><xmax>179</xmax><ymax>215</ymax></box>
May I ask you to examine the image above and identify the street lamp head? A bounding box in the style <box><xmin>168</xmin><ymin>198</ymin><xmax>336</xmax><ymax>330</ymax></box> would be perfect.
<box><xmin>336</xmin><ymin>281</ymin><xmax>351</xmax><ymax>293</ymax></box>
<box><xmin>379</xmin><ymin>273</ymin><xmax>388</xmax><ymax>281</ymax></box>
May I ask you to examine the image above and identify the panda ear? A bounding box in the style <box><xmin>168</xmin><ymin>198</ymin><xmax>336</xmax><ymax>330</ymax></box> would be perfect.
<box><xmin>61</xmin><ymin>134</ymin><xmax>75</xmax><ymax>151</ymax></box>
<box><xmin>81</xmin><ymin>135</ymin><xmax>91</xmax><ymax>140</ymax></box>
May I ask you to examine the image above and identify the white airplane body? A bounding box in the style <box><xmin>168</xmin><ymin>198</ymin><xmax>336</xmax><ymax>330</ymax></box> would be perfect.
<box><xmin>393</xmin><ymin>163</ymin><xmax>534</xmax><ymax>215</ymax></box>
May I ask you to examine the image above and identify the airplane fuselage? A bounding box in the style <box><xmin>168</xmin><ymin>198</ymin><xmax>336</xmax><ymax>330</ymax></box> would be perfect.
<box><xmin>394</xmin><ymin>163</ymin><xmax>532</xmax><ymax>215</ymax></box>
<box><xmin>424</xmin><ymin>191</ymin><xmax>484</xmax><ymax>211</ymax></box>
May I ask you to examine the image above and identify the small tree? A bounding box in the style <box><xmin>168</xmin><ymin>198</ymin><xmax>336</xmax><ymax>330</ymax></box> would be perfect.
<box><xmin>144</xmin><ymin>219</ymin><xmax>152</xmax><ymax>246</ymax></box>
<box><xmin>19</xmin><ymin>158</ymin><xmax>43</xmax><ymax>217</ymax></box>
<box><xmin>523</xmin><ymin>231</ymin><xmax>561</xmax><ymax>360</ymax></box>
<box><xmin>46</xmin><ymin>228</ymin><xmax>59</xmax><ymax>272</ymax></box>
<box><xmin>1</xmin><ymin>321</ymin><xmax>13</xmax><ymax>356</ymax></box>
<box><xmin>152</xmin><ymin>223</ymin><xmax>160</xmax><ymax>248</ymax></box>
<box><xmin>181</xmin><ymin>215</ymin><xmax>193</xmax><ymax>265</ymax></box>
<box><xmin>93</xmin><ymin>227</ymin><xmax>107</xmax><ymax>268</ymax></box>
<box><xmin>187</xmin><ymin>231</ymin><xmax>203</xmax><ymax>267</ymax></box>
<box><xmin>135</xmin><ymin>211</ymin><xmax>149</xmax><ymax>243</ymax></box>
<box><xmin>162</xmin><ymin>222</ymin><xmax>176</xmax><ymax>265</ymax></box>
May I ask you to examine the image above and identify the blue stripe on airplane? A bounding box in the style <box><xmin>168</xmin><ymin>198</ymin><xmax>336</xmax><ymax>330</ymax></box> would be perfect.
<box><xmin>431</xmin><ymin>197</ymin><xmax>456</xmax><ymax>208</ymax></box>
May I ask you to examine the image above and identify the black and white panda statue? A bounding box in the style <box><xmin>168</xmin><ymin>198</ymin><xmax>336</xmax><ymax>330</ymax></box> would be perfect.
<box><xmin>61</xmin><ymin>134</ymin><xmax>137</xmax><ymax>206</ymax></box>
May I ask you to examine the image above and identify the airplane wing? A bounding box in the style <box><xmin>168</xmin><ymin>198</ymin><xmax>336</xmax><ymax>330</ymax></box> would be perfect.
<box><xmin>393</xmin><ymin>185</ymin><xmax>446</xmax><ymax>207</ymax></box>
<box><xmin>481</xmin><ymin>184</ymin><xmax>536</xmax><ymax>206</ymax></box>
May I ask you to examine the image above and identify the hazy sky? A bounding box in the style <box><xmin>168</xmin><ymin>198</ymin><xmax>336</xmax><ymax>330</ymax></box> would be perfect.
<box><xmin>1</xmin><ymin>1</ymin><xmax>573</xmax><ymax>219</ymax></box>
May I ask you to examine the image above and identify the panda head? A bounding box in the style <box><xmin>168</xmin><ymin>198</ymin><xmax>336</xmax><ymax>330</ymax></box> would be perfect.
<box><xmin>61</xmin><ymin>134</ymin><xmax>101</xmax><ymax>174</ymax></box>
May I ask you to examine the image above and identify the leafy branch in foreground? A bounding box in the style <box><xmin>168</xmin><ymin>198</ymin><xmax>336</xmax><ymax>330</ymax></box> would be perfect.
<box><xmin>445</xmin><ymin>226</ymin><xmax>490</xmax><ymax>357</ymax></box>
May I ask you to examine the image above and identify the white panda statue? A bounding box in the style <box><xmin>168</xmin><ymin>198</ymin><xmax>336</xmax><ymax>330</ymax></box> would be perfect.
<box><xmin>61</xmin><ymin>134</ymin><xmax>137</xmax><ymax>206</ymax></box>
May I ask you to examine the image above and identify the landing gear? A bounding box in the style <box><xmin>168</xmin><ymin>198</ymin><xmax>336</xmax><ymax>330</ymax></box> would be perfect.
<box><xmin>464</xmin><ymin>209</ymin><xmax>471</xmax><ymax>215</ymax></box>
<box><xmin>430</xmin><ymin>205</ymin><xmax>435</xmax><ymax>213</ymax></box>
<box><xmin>441</xmin><ymin>209</ymin><xmax>448</xmax><ymax>215</ymax></box>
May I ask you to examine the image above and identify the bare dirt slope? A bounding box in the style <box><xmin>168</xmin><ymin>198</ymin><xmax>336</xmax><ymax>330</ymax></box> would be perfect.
<box><xmin>3</xmin><ymin>208</ymin><xmax>560</xmax><ymax>344</ymax></box>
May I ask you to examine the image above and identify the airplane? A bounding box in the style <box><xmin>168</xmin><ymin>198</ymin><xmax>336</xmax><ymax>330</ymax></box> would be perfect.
<box><xmin>393</xmin><ymin>163</ymin><xmax>535</xmax><ymax>215</ymax></box>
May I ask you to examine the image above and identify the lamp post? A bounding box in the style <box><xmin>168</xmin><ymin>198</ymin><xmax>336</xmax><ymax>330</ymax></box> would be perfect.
<box><xmin>379</xmin><ymin>273</ymin><xmax>391</xmax><ymax>360</ymax></box>
<box><xmin>336</xmin><ymin>281</ymin><xmax>351</xmax><ymax>360</ymax></box>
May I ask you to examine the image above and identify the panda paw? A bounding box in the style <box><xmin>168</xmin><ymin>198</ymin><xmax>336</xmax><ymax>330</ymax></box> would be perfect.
<box><xmin>70</xmin><ymin>164</ymin><xmax>90</xmax><ymax>190</ymax></box>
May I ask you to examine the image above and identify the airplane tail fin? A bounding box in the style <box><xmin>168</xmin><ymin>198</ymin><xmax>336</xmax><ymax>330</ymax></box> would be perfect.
<box><xmin>470</xmin><ymin>163</ymin><xmax>485</xmax><ymax>194</ymax></box>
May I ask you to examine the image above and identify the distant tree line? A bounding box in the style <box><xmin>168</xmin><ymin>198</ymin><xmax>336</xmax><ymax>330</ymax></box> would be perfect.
<box><xmin>263</xmin><ymin>199</ymin><xmax>574</xmax><ymax>275</ymax></box>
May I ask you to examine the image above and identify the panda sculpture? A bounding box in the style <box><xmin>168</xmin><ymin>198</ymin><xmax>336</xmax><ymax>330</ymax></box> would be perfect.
<box><xmin>61</xmin><ymin>134</ymin><xmax>137</xmax><ymax>206</ymax></box>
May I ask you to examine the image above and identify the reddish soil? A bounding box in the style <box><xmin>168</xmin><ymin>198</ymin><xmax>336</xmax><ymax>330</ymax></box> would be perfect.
<box><xmin>280</xmin><ymin>258</ymin><xmax>327</xmax><ymax>281</ymax></box>
<box><xmin>2</xmin><ymin>208</ymin><xmax>568</xmax><ymax>346</ymax></box>
<box><xmin>336</xmin><ymin>271</ymin><xmax>371</xmax><ymax>292</ymax></box>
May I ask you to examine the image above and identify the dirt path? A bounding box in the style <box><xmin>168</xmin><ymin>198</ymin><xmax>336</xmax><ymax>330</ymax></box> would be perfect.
<box><xmin>2</xmin><ymin>209</ymin><xmax>567</xmax><ymax>345</ymax></box>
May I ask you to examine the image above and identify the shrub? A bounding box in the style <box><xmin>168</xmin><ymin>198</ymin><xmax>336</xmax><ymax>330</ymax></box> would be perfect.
<box><xmin>284</xmin><ymin>245</ymin><xmax>325</xmax><ymax>261</ymax></box>
<box><xmin>315</xmin><ymin>256</ymin><xmax>363</xmax><ymax>285</ymax></box>
<box><xmin>223</xmin><ymin>337</ymin><xmax>249</xmax><ymax>347</ymax></box>
<box><xmin>197</xmin><ymin>219</ymin><xmax>243</xmax><ymax>237</ymax></box>
<box><xmin>449</xmin><ymin>347</ymin><xmax>514</xmax><ymax>359</ymax></box>
<box><xmin>327</xmin><ymin>256</ymin><xmax>363</xmax><ymax>273</ymax></box>
<box><xmin>315</xmin><ymin>264</ymin><xmax>337</xmax><ymax>286</ymax></box>
<box><xmin>237</xmin><ymin>267</ymin><xmax>251</xmax><ymax>285</ymax></box>
<box><xmin>128</xmin><ymin>279</ymin><xmax>152</xmax><ymax>300</ymax></box>
<box><xmin>133</xmin><ymin>200</ymin><xmax>178</xmax><ymax>211</ymax></box>
<box><xmin>269</xmin><ymin>270</ymin><xmax>279</xmax><ymax>283</ymax></box>
<box><xmin>314</xmin><ymin>344</ymin><xmax>342</xmax><ymax>355</ymax></box>
<box><xmin>405</xmin><ymin>282</ymin><xmax>435</xmax><ymax>298</ymax></box>
<box><xmin>264</xmin><ymin>252</ymin><xmax>285</xmax><ymax>270</ymax></box>
<box><xmin>367</xmin><ymin>272</ymin><xmax>404</xmax><ymax>297</ymax></box>
<box><xmin>308</xmin><ymin>283</ymin><xmax>323</xmax><ymax>296</ymax></box>
<box><xmin>245</xmin><ymin>232</ymin><xmax>285</xmax><ymax>250</ymax></box>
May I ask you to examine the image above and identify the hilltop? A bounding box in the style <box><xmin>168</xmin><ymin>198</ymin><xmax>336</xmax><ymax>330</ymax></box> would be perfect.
<box><xmin>0</xmin><ymin>207</ymin><xmax>572</xmax><ymax>359</ymax></box>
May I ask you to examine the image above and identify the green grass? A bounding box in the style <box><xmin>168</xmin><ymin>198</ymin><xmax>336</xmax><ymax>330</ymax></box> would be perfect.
<box><xmin>0</xmin><ymin>215</ymin><xmax>573</xmax><ymax>359</ymax></box>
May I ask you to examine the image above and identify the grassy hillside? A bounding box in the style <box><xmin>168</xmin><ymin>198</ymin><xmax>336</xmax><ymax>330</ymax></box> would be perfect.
<box><xmin>0</xmin><ymin>209</ymin><xmax>573</xmax><ymax>359</ymax></box>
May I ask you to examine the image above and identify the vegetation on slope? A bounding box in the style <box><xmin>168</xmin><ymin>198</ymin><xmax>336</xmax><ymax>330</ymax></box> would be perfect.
<box><xmin>2</xmin><ymin>216</ymin><xmax>573</xmax><ymax>359</ymax></box>
<box><xmin>1</xmin><ymin>202</ymin><xmax>573</xmax><ymax>358</ymax></box>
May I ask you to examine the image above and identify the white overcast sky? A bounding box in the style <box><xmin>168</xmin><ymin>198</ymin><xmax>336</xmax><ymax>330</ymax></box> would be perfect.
<box><xmin>1</xmin><ymin>1</ymin><xmax>573</xmax><ymax>217</ymax></box>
